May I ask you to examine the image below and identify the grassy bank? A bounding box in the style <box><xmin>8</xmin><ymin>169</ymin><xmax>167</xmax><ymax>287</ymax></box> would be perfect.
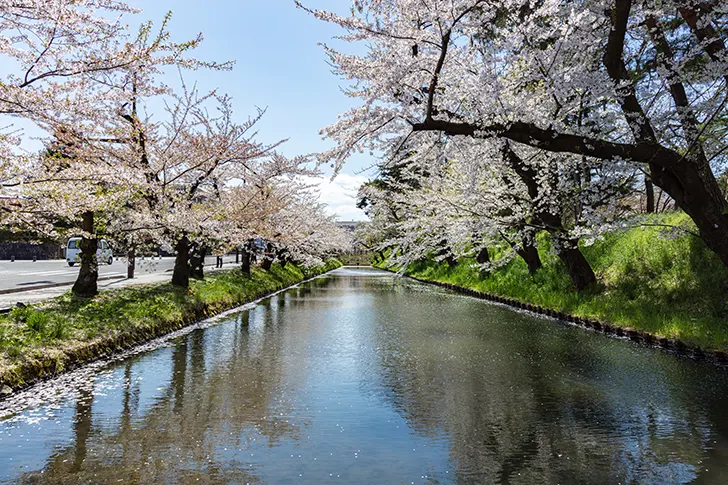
<box><xmin>0</xmin><ymin>260</ymin><xmax>342</xmax><ymax>390</ymax></box>
<box><xmin>378</xmin><ymin>213</ymin><xmax>728</xmax><ymax>350</ymax></box>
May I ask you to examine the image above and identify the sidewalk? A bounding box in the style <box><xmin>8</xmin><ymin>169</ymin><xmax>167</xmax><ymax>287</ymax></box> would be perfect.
<box><xmin>0</xmin><ymin>261</ymin><xmax>239</xmax><ymax>310</ymax></box>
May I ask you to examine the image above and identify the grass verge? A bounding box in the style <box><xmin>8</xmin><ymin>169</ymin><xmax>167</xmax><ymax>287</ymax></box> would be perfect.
<box><xmin>377</xmin><ymin>213</ymin><xmax>728</xmax><ymax>351</ymax></box>
<box><xmin>0</xmin><ymin>260</ymin><xmax>342</xmax><ymax>390</ymax></box>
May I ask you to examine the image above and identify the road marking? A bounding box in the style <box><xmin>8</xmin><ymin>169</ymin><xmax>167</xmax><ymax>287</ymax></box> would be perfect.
<box><xmin>14</xmin><ymin>270</ymin><xmax>128</xmax><ymax>277</ymax></box>
<box><xmin>15</xmin><ymin>270</ymin><xmax>76</xmax><ymax>276</ymax></box>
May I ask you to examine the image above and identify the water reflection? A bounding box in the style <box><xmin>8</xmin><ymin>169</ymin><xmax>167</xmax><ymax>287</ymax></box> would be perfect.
<box><xmin>1</xmin><ymin>268</ymin><xmax>728</xmax><ymax>484</ymax></box>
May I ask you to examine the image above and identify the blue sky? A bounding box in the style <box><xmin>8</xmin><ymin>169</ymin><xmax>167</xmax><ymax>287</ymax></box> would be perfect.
<box><xmin>127</xmin><ymin>0</ymin><xmax>372</xmax><ymax>220</ymax></box>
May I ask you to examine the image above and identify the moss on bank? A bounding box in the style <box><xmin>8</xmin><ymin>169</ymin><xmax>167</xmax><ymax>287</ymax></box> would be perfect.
<box><xmin>377</xmin><ymin>213</ymin><xmax>728</xmax><ymax>350</ymax></box>
<box><xmin>0</xmin><ymin>260</ymin><xmax>342</xmax><ymax>390</ymax></box>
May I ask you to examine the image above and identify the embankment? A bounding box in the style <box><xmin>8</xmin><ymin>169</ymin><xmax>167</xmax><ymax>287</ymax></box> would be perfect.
<box><xmin>0</xmin><ymin>260</ymin><xmax>342</xmax><ymax>391</ymax></box>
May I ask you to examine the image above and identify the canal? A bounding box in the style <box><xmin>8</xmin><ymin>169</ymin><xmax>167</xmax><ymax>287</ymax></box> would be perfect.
<box><xmin>1</xmin><ymin>267</ymin><xmax>728</xmax><ymax>484</ymax></box>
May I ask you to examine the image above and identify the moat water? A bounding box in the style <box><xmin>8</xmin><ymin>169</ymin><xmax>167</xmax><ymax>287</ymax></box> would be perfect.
<box><xmin>1</xmin><ymin>267</ymin><xmax>727</xmax><ymax>484</ymax></box>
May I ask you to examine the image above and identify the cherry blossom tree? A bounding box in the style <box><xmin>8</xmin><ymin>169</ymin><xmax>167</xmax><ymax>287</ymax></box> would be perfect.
<box><xmin>301</xmin><ymin>0</ymin><xmax>728</xmax><ymax>271</ymax></box>
<box><xmin>263</xmin><ymin>188</ymin><xmax>352</xmax><ymax>268</ymax></box>
<box><xmin>0</xmin><ymin>0</ymin><xmax>135</xmax><ymax>231</ymax></box>
<box><xmin>0</xmin><ymin>2</ymin><xmax>236</xmax><ymax>295</ymax></box>
<box><xmin>93</xmin><ymin>82</ymin><xmax>318</xmax><ymax>288</ymax></box>
<box><xmin>1</xmin><ymin>1</ymin><xmax>352</xmax><ymax>300</ymax></box>
<box><xmin>358</xmin><ymin>132</ymin><xmax>637</xmax><ymax>289</ymax></box>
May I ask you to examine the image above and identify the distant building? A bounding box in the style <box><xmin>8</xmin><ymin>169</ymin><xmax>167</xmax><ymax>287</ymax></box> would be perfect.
<box><xmin>0</xmin><ymin>196</ymin><xmax>64</xmax><ymax>259</ymax></box>
<box><xmin>336</xmin><ymin>220</ymin><xmax>360</xmax><ymax>233</ymax></box>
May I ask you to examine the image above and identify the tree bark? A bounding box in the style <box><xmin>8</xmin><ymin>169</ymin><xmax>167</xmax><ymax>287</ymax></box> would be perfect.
<box><xmin>127</xmin><ymin>247</ymin><xmax>136</xmax><ymax>279</ymax></box>
<box><xmin>678</xmin><ymin>5</ymin><xmax>728</xmax><ymax>87</ymax></box>
<box><xmin>515</xmin><ymin>233</ymin><xmax>542</xmax><ymax>276</ymax></box>
<box><xmin>435</xmin><ymin>239</ymin><xmax>457</xmax><ymax>266</ymax></box>
<box><xmin>241</xmin><ymin>251</ymin><xmax>251</xmax><ymax>275</ymax></box>
<box><xmin>600</xmin><ymin>0</ymin><xmax>728</xmax><ymax>266</ymax></box>
<box><xmin>190</xmin><ymin>245</ymin><xmax>206</xmax><ymax>280</ymax></box>
<box><xmin>476</xmin><ymin>247</ymin><xmax>490</xmax><ymax>264</ymax></box>
<box><xmin>639</xmin><ymin>11</ymin><xmax>728</xmax><ymax>266</ymax></box>
<box><xmin>645</xmin><ymin>178</ymin><xmax>655</xmax><ymax>213</ymax></box>
<box><xmin>172</xmin><ymin>235</ymin><xmax>190</xmax><ymax>288</ymax></box>
<box><xmin>241</xmin><ymin>239</ymin><xmax>254</xmax><ymax>275</ymax></box>
<box><xmin>261</xmin><ymin>243</ymin><xmax>274</xmax><ymax>271</ymax></box>
<box><xmin>536</xmin><ymin>206</ymin><xmax>598</xmax><ymax>290</ymax></box>
<box><xmin>650</xmin><ymin>161</ymin><xmax>728</xmax><ymax>267</ymax></box>
<box><xmin>71</xmin><ymin>211</ymin><xmax>98</xmax><ymax>297</ymax></box>
<box><xmin>276</xmin><ymin>248</ymin><xmax>291</xmax><ymax>269</ymax></box>
<box><xmin>555</xmin><ymin>239</ymin><xmax>597</xmax><ymax>291</ymax></box>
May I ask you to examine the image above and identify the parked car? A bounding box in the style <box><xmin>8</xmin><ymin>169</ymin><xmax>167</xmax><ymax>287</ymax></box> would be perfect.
<box><xmin>66</xmin><ymin>237</ymin><xmax>113</xmax><ymax>266</ymax></box>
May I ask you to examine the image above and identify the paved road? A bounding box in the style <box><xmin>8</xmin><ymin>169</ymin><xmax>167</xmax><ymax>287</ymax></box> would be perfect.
<box><xmin>0</xmin><ymin>256</ymin><xmax>238</xmax><ymax>293</ymax></box>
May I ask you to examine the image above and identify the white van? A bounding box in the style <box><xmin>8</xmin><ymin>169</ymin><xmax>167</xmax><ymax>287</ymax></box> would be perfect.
<box><xmin>66</xmin><ymin>237</ymin><xmax>114</xmax><ymax>267</ymax></box>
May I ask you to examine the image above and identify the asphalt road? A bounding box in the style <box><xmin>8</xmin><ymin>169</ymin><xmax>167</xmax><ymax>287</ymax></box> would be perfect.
<box><xmin>0</xmin><ymin>256</ymin><xmax>237</xmax><ymax>293</ymax></box>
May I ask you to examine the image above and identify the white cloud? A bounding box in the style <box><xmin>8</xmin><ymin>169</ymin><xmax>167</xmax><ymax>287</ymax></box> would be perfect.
<box><xmin>299</xmin><ymin>174</ymin><xmax>369</xmax><ymax>221</ymax></box>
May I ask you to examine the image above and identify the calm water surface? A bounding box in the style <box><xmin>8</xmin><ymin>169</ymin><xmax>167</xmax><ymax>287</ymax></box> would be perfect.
<box><xmin>1</xmin><ymin>267</ymin><xmax>728</xmax><ymax>484</ymax></box>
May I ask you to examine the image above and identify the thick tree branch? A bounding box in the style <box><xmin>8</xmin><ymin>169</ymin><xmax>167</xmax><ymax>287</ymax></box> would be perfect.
<box><xmin>411</xmin><ymin>117</ymin><xmax>681</xmax><ymax>167</ymax></box>
<box><xmin>603</xmin><ymin>0</ymin><xmax>658</xmax><ymax>144</ymax></box>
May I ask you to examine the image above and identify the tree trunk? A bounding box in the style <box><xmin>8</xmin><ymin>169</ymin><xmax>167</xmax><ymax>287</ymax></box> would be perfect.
<box><xmin>651</xmin><ymin>161</ymin><xmax>728</xmax><ymax>268</ymax></box>
<box><xmin>476</xmin><ymin>247</ymin><xmax>490</xmax><ymax>264</ymax></box>
<box><xmin>555</xmin><ymin>240</ymin><xmax>597</xmax><ymax>291</ymax></box>
<box><xmin>190</xmin><ymin>245</ymin><xmax>206</xmax><ymax>280</ymax></box>
<box><xmin>241</xmin><ymin>239</ymin><xmax>254</xmax><ymax>275</ymax></box>
<box><xmin>645</xmin><ymin>178</ymin><xmax>655</xmax><ymax>213</ymax></box>
<box><xmin>241</xmin><ymin>250</ymin><xmax>251</xmax><ymax>275</ymax></box>
<box><xmin>127</xmin><ymin>247</ymin><xmax>136</xmax><ymax>279</ymax></box>
<box><xmin>435</xmin><ymin>239</ymin><xmax>456</xmax><ymax>266</ymax></box>
<box><xmin>639</xmin><ymin>13</ymin><xmax>728</xmax><ymax>264</ymax></box>
<box><xmin>249</xmin><ymin>240</ymin><xmax>258</xmax><ymax>265</ymax></box>
<box><xmin>72</xmin><ymin>211</ymin><xmax>98</xmax><ymax>297</ymax></box>
<box><xmin>601</xmin><ymin>0</ymin><xmax>728</xmax><ymax>267</ymax></box>
<box><xmin>172</xmin><ymin>236</ymin><xmax>191</xmax><ymax>288</ymax></box>
<box><xmin>277</xmin><ymin>248</ymin><xmax>290</xmax><ymax>269</ymax></box>
<box><xmin>535</xmin><ymin>204</ymin><xmax>598</xmax><ymax>291</ymax></box>
<box><xmin>515</xmin><ymin>233</ymin><xmax>542</xmax><ymax>276</ymax></box>
<box><xmin>261</xmin><ymin>243</ymin><xmax>274</xmax><ymax>271</ymax></box>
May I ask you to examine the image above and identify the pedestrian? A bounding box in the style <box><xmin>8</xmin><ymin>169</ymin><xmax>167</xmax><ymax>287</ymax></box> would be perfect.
<box><xmin>216</xmin><ymin>254</ymin><xmax>223</xmax><ymax>269</ymax></box>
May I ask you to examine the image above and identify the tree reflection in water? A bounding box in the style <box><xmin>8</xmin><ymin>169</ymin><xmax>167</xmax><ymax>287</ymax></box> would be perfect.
<box><xmin>3</xmin><ymin>268</ymin><xmax>728</xmax><ymax>484</ymax></box>
<box><xmin>12</xmin><ymin>307</ymin><xmax>302</xmax><ymax>484</ymax></box>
